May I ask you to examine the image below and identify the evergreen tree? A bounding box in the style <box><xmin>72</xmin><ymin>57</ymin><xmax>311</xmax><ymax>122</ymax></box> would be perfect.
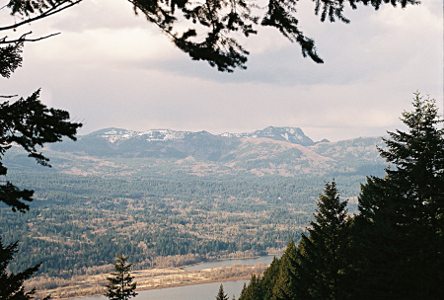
<box><xmin>0</xmin><ymin>68</ymin><xmax>79</xmax><ymax>300</ymax></box>
<box><xmin>239</xmin><ymin>274</ymin><xmax>263</xmax><ymax>300</ymax></box>
<box><xmin>104</xmin><ymin>254</ymin><xmax>138</xmax><ymax>300</ymax></box>
<box><xmin>355</xmin><ymin>93</ymin><xmax>444</xmax><ymax>300</ymax></box>
<box><xmin>239</xmin><ymin>283</ymin><xmax>247</xmax><ymax>300</ymax></box>
<box><xmin>0</xmin><ymin>90</ymin><xmax>81</xmax><ymax>212</ymax></box>
<box><xmin>261</xmin><ymin>257</ymin><xmax>281</xmax><ymax>300</ymax></box>
<box><xmin>293</xmin><ymin>181</ymin><xmax>351</xmax><ymax>300</ymax></box>
<box><xmin>216</xmin><ymin>284</ymin><xmax>229</xmax><ymax>300</ymax></box>
<box><xmin>0</xmin><ymin>237</ymin><xmax>50</xmax><ymax>300</ymax></box>
<box><xmin>271</xmin><ymin>237</ymin><xmax>298</xmax><ymax>300</ymax></box>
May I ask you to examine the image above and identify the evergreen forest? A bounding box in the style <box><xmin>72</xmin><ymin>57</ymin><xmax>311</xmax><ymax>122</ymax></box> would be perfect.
<box><xmin>236</xmin><ymin>94</ymin><xmax>444</xmax><ymax>300</ymax></box>
<box><xmin>0</xmin><ymin>170</ymin><xmax>359</xmax><ymax>277</ymax></box>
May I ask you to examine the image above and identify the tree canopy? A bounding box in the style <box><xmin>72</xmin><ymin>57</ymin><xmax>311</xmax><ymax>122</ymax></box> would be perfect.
<box><xmin>234</xmin><ymin>93</ymin><xmax>444</xmax><ymax>300</ymax></box>
<box><xmin>0</xmin><ymin>89</ymin><xmax>82</xmax><ymax>212</ymax></box>
<box><xmin>0</xmin><ymin>237</ymin><xmax>51</xmax><ymax>300</ymax></box>
<box><xmin>294</xmin><ymin>181</ymin><xmax>351</xmax><ymax>300</ymax></box>
<box><xmin>354</xmin><ymin>93</ymin><xmax>444</xmax><ymax>299</ymax></box>
<box><xmin>1</xmin><ymin>0</ymin><xmax>419</xmax><ymax>74</ymax></box>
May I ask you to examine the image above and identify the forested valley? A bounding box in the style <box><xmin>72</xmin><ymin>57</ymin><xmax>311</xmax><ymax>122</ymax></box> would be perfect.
<box><xmin>1</xmin><ymin>171</ymin><xmax>359</xmax><ymax>278</ymax></box>
<box><xmin>1</xmin><ymin>126</ymin><xmax>383</xmax><ymax>280</ymax></box>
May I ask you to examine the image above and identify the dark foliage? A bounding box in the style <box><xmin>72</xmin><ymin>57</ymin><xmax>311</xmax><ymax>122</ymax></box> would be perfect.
<box><xmin>294</xmin><ymin>181</ymin><xmax>351</xmax><ymax>300</ymax></box>
<box><xmin>235</xmin><ymin>93</ymin><xmax>443</xmax><ymax>300</ymax></box>
<box><xmin>1</xmin><ymin>0</ymin><xmax>419</xmax><ymax>73</ymax></box>
<box><xmin>0</xmin><ymin>42</ymin><xmax>23</xmax><ymax>79</ymax></box>
<box><xmin>216</xmin><ymin>284</ymin><xmax>229</xmax><ymax>300</ymax></box>
<box><xmin>0</xmin><ymin>236</ymin><xmax>50</xmax><ymax>300</ymax></box>
<box><xmin>0</xmin><ymin>89</ymin><xmax>82</xmax><ymax>212</ymax></box>
<box><xmin>354</xmin><ymin>93</ymin><xmax>444</xmax><ymax>300</ymax></box>
<box><xmin>104</xmin><ymin>254</ymin><xmax>137</xmax><ymax>300</ymax></box>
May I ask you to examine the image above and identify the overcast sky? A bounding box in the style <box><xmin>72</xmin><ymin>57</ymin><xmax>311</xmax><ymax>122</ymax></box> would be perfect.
<box><xmin>1</xmin><ymin>0</ymin><xmax>442</xmax><ymax>142</ymax></box>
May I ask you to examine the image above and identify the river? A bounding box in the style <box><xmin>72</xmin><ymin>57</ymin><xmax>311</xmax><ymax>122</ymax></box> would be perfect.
<box><xmin>74</xmin><ymin>256</ymin><xmax>276</xmax><ymax>300</ymax></box>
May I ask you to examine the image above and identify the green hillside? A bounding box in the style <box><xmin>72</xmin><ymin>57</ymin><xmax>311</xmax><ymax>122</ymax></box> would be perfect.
<box><xmin>1</xmin><ymin>128</ymin><xmax>385</xmax><ymax>278</ymax></box>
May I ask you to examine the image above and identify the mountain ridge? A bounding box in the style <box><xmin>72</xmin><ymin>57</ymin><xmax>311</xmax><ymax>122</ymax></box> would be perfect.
<box><xmin>85</xmin><ymin>126</ymin><xmax>326</xmax><ymax>146</ymax></box>
<box><xmin>33</xmin><ymin>126</ymin><xmax>386</xmax><ymax>179</ymax></box>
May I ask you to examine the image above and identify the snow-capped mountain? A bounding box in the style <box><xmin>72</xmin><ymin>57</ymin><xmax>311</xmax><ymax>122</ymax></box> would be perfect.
<box><xmin>8</xmin><ymin>126</ymin><xmax>385</xmax><ymax>178</ymax></box>
<box><xmin>221</xmin><ymin>126</ymin><xmax>316</xmax><ymax>145</ymax></box>
<box><xmin>91</xmin><ymin>128</ymin><xmax>195</xmax><ymax>143</ymax></box>
<box><xmin>90</xmin><ymin>126</ymin><xmax>321</xmax><ymax>146</ymax></box>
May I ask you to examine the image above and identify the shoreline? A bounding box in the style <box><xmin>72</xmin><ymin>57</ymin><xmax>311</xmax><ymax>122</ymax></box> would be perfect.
<box><xmin>32</xmin><ymin>259</ymin><xmax>271</xmax><ymax>300</ymax></box>
<box><xmin>179</xmin><ymin>254</ymin><xmax>277</xmax><ymax>270</ymax></box>
<box><xmin>85</xmin><ymin>275</ymin><xmax>253</xmax><ymax>299</ymax></box>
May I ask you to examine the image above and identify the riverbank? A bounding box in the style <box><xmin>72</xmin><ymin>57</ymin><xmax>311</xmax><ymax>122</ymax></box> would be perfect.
<box><xmin>29</xmin><ymin>261</ymin><xmax>269</xmax><ymax>300</ymax></box>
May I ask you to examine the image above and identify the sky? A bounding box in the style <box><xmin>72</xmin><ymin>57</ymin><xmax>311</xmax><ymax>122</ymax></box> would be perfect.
<box><xmin>1</xmin><ymin>0</ymin><xmax>443</xmax><ymax>142</ymax></box>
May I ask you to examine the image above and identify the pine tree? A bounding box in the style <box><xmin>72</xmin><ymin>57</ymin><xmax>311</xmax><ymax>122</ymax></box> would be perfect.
<box><xmin>293</xmin><ymin>181</ymin><xmax>351</xmax><ymax>300</ymax></box>
<box><xmin>216</xmin><ymin>284</ymin><xmax>229</xmax><ymax>300</ymax></box>
<box><xmin>355</xmin><ymin>93</ymin><xmax>444</xmax><ymax>300</ymax></box>
<box><xmin>0</xmin><ymin>237</ymin><xmax>50</xmax><ymax>300</ymax></box>
<box><xmin>0</xmin><ymin>90</ymin><xmax>81</xmax><ymax>212</ymax></box>
<box><xmin>239</xmin><ymin>283</ymin><xmax>247</xmax><ymax>300</ymax></box>
<box><xmin>271</xmin><ymin>237</ymin><xmax>298</xmax><ymax>300</ymax></box>
<box><xmin>104</xmin><ymin>254</ymin><xmax>138</xmax><ymax>300</ymax></box>
<box><xmin>239</xmin><ymin>274</ymin><xmax>263</xmax><ymax>300</ymax></box>
<box><xmin>261</xmin><ymin>257</ymin><xmax>281</xmax><ymax>300</ymax></box>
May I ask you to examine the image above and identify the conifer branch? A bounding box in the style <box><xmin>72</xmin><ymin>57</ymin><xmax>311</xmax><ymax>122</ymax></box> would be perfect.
<box><xmin>0</xmin><ymin>0</ymin><xmax>83</xmax><ymax>32</ymax></box>
<box><xmin>0</xmin><ymin>31</ymin><xmax>60</xmax><ymax>44</ymax></box>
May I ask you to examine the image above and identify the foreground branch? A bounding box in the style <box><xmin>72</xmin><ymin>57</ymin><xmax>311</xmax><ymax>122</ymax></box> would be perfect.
<box><xmin>0</xmin><ymin>0</ymin><xmax>83</xmax><ymax>32</ymax></box>
<box><xmin>0</xmin><ymin>31</ymin><xmax>61</xmax><ymax>44</ymax></box>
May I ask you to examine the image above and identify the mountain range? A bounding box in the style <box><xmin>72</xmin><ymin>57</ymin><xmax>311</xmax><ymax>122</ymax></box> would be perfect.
<box><xmin>6</xmin><ymin>126</ymin><xmax>384</xmax><ymax>179</ymax></box>
<box><xmin>1</xmin><ymin>126</ymin><xmax>389</xmax><ymax>279</ymax></box>
<box><xmin>91</xmin><ymin>126</ymin><xmax>324</xmax><ymax>145</ymax></box>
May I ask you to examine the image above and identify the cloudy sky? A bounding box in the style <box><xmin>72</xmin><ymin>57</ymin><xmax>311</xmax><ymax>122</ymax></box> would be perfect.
<box><xmin>1</xmin><ymin>0</ymin><xmax>442</xmax><ymax>142</ymax></box>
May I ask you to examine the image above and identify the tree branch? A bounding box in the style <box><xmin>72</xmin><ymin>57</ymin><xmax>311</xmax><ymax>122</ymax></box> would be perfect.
<box><xmin>0</xmin><ymin>0</ymin><xmax>83</xmax><ymax>32</ymax></box>
<box><xmin>0</xmin><ymin>31</ymin><xmax>60</xmax><ymax>44</ymax></box>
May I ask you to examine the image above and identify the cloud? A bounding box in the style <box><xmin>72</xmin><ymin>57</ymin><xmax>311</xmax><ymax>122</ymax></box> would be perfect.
<box><xmin>1</xmin><ymin>0</ymin><xmax>442</xmax><ymax>143</ymax></box>
<box><xmin>32</xmin><ymin>27</ymin><xmax>178</xmax><ymax>63</ymax></box>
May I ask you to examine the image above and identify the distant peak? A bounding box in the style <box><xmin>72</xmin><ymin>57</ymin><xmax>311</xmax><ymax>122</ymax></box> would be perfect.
<box><xmin>86</xmin><ymin>126</ymin><xmax>316</xmax><ymax>146</ymax></box>
<box><xmin>249</xmin><ymin>126</ymin><xmax>314</xmax><ymax>146</ymax></box>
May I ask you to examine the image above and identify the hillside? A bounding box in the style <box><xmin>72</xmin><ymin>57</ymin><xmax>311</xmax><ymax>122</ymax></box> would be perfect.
<box><xmin>6</xmin><ymin>126</ymin><xmax>385</xmax><ymax>178</ymax></box>
<box><xmin>1</xmin><ymin>126</ymin><xmax>386</xmax><ymax>281</ymax></box>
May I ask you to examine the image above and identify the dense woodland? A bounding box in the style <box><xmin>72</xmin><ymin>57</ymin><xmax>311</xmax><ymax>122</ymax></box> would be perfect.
<box><xmin>0</xmin><ymin>171</ymin><xmax>362</xmax><ymax>278</ymax></box>
<box><xmin>235</xmin><ymin>95</ymin><xmax>444</xmax><ymax>300</ymax></box>
<box><xmin>1</xmin><ymin>110</ymin><xmax>384</xmax><ymax>281</ymax></box>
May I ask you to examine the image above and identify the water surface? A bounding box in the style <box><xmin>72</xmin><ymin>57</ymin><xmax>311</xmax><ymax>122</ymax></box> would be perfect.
<box><xmin>75</xmin><ymin>256</ymin><xmax>278</xmax><ymax>300</ymax></box>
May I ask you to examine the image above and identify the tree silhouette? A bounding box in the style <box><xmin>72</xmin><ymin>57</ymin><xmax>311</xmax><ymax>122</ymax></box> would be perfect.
<box><xmin>270</xmin><ymin>237</ymin><xmax>297</xmax><ymax>300</ymax></box>
<box><xmin>0</xmin><ymin>48</ymin><xmax>80</xmax><ymax>299</ymax></box>
<box><xmin>0</xmin><ymin>237</ymin><xmax>51</xmax><ymax>300</ymax></box>
<box><xmin>354</xmin><ymin>93</ymin><xmax>444</xmax><ymax>300</ymax></box>
<box><xmin>1</xmin><ymin>0</ymin><xmax>419</xmax><ymax>73</ymax></box>
<box><xmin>105</xmin><ymin>254</ymin><xmax>138</xmax><ymax>300</ymax></box>
<box><xmin>294</xmin><ymin>181</ymin><xmax>351</xmax><ymax>300</ymax></box>
<box><xmin>0</xmin><ymin>89</ymin><xmax>82</xmax><ymax>212</ymax></box>
<box><xmin>216</xmin><ymin>284</ymin><xmax>229</xmax><ymax>300</ymax></box>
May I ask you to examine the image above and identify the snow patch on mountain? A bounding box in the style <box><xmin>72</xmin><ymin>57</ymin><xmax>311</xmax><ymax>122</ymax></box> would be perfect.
<box><xmin>91</xmin><ymin>126</ymin><xmax>321</xmax><ymax>146</ymax></box>
<box><xmin>97</xmin><ymin>128</ymin><xmax>195</xmax><ymax>143</ymax></box>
